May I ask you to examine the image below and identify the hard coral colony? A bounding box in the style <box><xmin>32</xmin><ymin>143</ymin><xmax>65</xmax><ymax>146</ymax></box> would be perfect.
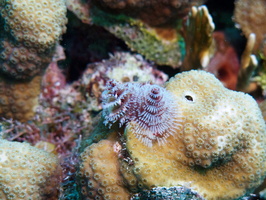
<box><xmin>0</xmin><ymin>0</ymin><xmax>266</xmax><ymax>200</ymax></box>
<box><xmin>0</xmin><ymin>0</ymin><xmax>67</xmax><ymax>79</ymax></box>
<box><xmin>79</xmin><ymin>70</ymin><xmax>266</xmax><ymax>200</ymax></box>
<box><xmin>0</xmin><ymin>139</ymin><xmax>61</xmax><ymax>199</ymax></box>
<box><xmin>0</xmin><ymin>0</ymin><xmax>67</xmax><ymax>122</ymax></box>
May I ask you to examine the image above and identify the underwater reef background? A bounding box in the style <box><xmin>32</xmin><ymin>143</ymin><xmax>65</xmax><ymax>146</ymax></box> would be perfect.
<box><xmin>1</xmin><ymin>0</ymin><xmax>266</xmax><ymax>199</ymax></box>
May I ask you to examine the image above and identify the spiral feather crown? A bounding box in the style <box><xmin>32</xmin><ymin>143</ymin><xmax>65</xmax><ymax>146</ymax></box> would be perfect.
<box><xmin>102</xmin><ymin>80</ymin><xmax>183</xmax><ymax>147</ymax></box>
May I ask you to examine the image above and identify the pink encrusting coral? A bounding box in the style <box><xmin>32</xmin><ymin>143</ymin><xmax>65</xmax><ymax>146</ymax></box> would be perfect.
<box><xmin>101</xmin><ymin>80</ymin><xmax>183</xmax><ymax>147</ymax></box>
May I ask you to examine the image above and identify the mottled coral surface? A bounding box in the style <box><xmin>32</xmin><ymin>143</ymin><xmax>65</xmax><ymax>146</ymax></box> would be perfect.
<box><xmin>234</xmin><ymin>0</ymin><xmax>266</xmax><ymax>52</ymax></box>
<box><xmin>0</xmin><ymin>75</ymin><xmax>41</xmax><ymax>122</ymax></box>
<box><xmin>0</xmin><ymin>0</ymin><xmax>67</xmax><ymax>80</ymax></box>
<box><xmin>79</xmin><ymin>70</ymin><xmax>266</xmax><ymax>200</ymax></box>
<box><xmin>93</xmin><ymin>0</ymin><xmax>204</xmax><ymax>26</ymax></box>
<box><xmin>0</xmin><ymin>139</ymin><xmax>61</xmax><ymax>200</ymax></box>
<box><xmin>1</xmin><ymin>0</ymin><xmax>266</xmax><ymax>199</ymax></box>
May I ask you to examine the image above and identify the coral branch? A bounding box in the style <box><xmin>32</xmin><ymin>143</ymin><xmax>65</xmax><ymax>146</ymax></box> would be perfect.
<box><xmin>237</xmin><ymin>33</ymin><xmax>258</xmax><ymax>91</ymax></box>
<box><xmin>181</xmin><ymin>6</ymin><xmax>215</xmax><ymax>71</ymax></box>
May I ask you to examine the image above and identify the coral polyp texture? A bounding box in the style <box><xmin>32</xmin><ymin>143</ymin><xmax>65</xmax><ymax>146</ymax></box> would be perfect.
<box><xmin>0</xmin><ymin>0</ymin><xmax>67</xmax><ymax>49</ymax></box>
<box><xmin>93</xmin><ymin>0</ymin><xmax>204</xmax><ymax>26</ymax></box>
<box><xmin>66</xmin><ymin>0</ymin><xmax>90</xmax><ymax>24</ymax></box>
<box><xmin>102</xmin><ymin>80</ymin><xmax>183</xmax><ymax>147</ymax></box>
<box><xmin>0</xmin><ymin>0</ymin><xmax>67</xmax><ymax>80</ymax></box>
<box><xmin>66</xmin><ymin>0</ymin><xmax>208</xmax><ymax>67</ymax></box>
<box><xmin>234</xmin><ymin>0</ymin><xmax>266</xmax><ymax>52</ymax></box>
<box><xmin>0</xmin><ymin>75</ymin><xmax>41</xmax><ymax>122</ymax></box>
<box><xmin>0</xmin><ymin>38</ymin><xmax>53</xmax><ymax>80</ymax></box>
<box><xmin>0</xmin><ymin>139</ymin><xmax>61</xmax><ymax>200</ymax></box>
<box><xmin>79</xmin><ymin>138</ymin><xmax>131</xmax><ymax>200</ymax></box>
<box><xmin>0</xmin><ymin>46</ymin><xmax>60</xmax><ymax>122</ymax></box>
<box><xmin>102</xmin><ymin>17</ymin><xmax>183</xmax><ymax>67</ymax></box>
<box><xmin>66</xmin><ymin>1</ymin><xmax>183</xmax><ymax>67</ymax></box>
<box><xmin>79</xmin><ymin>70</ymin><xmax>266</xmax><ymax>200</ymax></box>
<box><xmin>98</xmin><ymin>52</ymin><xmax>168</xmax><ymax>84</ymax></box>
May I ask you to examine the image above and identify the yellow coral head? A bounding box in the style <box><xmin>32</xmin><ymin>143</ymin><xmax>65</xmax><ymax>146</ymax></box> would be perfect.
<box><xmin>165</xmin><ymin>70</ymin><xmax>266</xmax><ymax>168</ymax></box>
<box><xmin>102</xmin><ymin>80</ymin><xmax>183</xmax><ymax>147</ymax></box>
<box><xmin>122</xmin><ymin>70</ymin><xmax>266</xmax><ymax>199</ymax></box>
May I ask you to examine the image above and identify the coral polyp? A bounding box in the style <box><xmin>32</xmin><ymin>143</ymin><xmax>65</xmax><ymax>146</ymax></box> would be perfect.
<box><xmin>102</xmin><ymin>80</ymin><xmax>183</xmax><ymax>147</ymax></box>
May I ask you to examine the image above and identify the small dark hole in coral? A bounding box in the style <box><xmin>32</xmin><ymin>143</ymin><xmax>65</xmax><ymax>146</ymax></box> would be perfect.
<box><xmin>185</xmin><ymin>95</ymin><xmax>193</xmax><ymax>101</ymax></box>
<box><xmin>133</xmin><ymin>75</ymin><xmax>139</xmax><ymax>82</ymax></box>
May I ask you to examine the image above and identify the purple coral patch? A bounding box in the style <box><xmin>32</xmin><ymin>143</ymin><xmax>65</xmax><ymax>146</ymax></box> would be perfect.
<box><xmin>102</xmin><ymin>80</ymin><xmax>183</xmax><ymax>147</ymax></box>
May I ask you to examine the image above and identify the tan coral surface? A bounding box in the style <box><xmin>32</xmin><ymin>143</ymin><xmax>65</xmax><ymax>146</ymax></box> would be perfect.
<box><xmin>125</xmin><ymin>70</ymin><xmax>266</xmax><ymax>199</ymax></box>
<box><xmin>80</xmin><ymin>70</ymin><xmax>266</xmax><ymax>200</ymax></box>
<box><xmin>79</xmin><ymin>135</ymin><xmax>131</xmax><ymax>200</ymax></box>
<box><xmin>234</xmin><ymin>0</ymin><xmax>266</xmax><ymax>52</ymax></box>
<box><xmin>0</xmin><ymin>75</ymin><xmax>41</xmax><ymax>122</ymax></box>
<box><xmin>0</xmin><ymin>38</ymin><xmax>52</xmax><ymax>80</ymax></box>
<box><xmin>0</xmin><ymin>0</ymin><xmax>67</xmax><ymax>80</ymax></box>
<box><xmin>0</xmin><ymin>139</ymin><xmax>60</xmax><ymax>200</ymax></box>
<box><xmin>0</xmin><ymin>0</ymin><xmax>67</xmax><ymax>49</ymax></box>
